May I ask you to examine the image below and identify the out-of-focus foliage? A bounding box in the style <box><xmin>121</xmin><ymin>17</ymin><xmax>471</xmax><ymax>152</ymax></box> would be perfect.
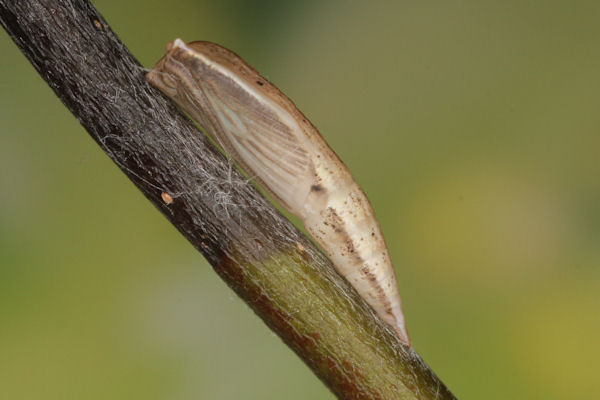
<box><xmin>1</xmin><ymin>1</ymin><xmax>598</xmax><ymax>399</ymax></box>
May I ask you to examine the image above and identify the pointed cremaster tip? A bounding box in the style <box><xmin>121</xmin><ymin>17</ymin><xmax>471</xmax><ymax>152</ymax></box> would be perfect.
<box><xmin>394</xmin><ymin>324</ymin><xmax>411</xmax><ymax>347</ymax></box>
<box><xmin>389</xmin><ymin>305</ymin><xmax>410</xmax><ymax>346</ymax></box>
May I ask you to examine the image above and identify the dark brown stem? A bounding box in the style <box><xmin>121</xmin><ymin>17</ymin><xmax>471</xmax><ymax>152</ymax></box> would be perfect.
<box><xmin>0</xmin><ymin>1</ymin><xmax>456</xmax><ymax>399</ymax></box>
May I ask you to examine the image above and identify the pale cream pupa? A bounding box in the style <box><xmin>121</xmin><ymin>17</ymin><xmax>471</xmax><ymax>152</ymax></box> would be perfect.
<box><xmin>146</xmin><ymin>39</ymin><xmax>410</xmax><ymax>345</ymax></box>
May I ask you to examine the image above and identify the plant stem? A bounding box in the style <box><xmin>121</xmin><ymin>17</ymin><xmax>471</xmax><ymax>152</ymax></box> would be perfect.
<box><xmin>0</xmin><ymin>1</ymin><xmax>457</xmax><ymax>398</ymax></box>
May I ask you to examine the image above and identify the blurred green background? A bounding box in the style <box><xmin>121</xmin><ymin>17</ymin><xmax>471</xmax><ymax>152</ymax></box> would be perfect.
<box><xmin>1</xmin><ymin>1</ymin><xmax>599</xmax><ymax>399</ymax></box>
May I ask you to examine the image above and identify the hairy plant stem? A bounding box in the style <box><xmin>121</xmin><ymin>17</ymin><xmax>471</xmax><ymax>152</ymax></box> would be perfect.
<box><xmin>0</xmin><ymin>1</ymin><xmax>456</xmax><ymax>399</ymax></box>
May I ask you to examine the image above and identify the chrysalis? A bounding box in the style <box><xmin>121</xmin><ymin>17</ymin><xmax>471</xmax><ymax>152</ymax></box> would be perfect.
<box><xmin>147</xmin><ymin>39</ymin><xmax>410</xmax><ymax>345</ymax></box>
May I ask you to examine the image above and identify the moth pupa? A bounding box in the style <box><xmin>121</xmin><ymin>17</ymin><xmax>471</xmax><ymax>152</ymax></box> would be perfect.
<box><xmin>147</xmin><ymin>39</ymin><xmax>410</xmax><ymax>345</ymax></box>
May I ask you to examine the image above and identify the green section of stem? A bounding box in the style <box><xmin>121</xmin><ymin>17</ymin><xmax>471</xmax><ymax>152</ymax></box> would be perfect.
<box><xmin>222</xmin><ymin>245</ymin><xmax>454</xmax><ymax>400</ymax></box>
